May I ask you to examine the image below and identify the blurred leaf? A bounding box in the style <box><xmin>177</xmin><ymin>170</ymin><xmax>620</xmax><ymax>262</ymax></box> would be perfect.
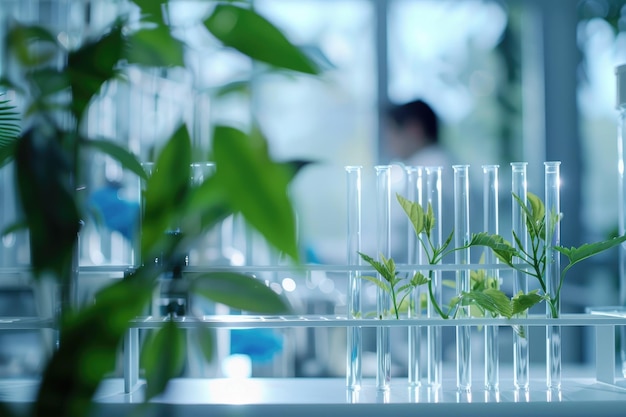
<box><xmin>84</xmin><ymin>139</ymin><xmax>147</xmax><ymax>180</ymax></box>
<box><xmin>29</xmin><ymin>68</ymin><xmax>70</xmax><ymax>99</ymax></box>
<box><xmin>14</xmin><ymin>127</ymin><xmax>80</xmax><ymax>279</ymax></box>
<box><xmin>34</xmin><ymin>270</ymin><xmax>155</xmax><ymax>417</ymax></box>
<box><xmin>361</xmin><ymin>275</ymin><xmax>390</xmax><ymax>294</ymax></box>
<box><xmin>213</xmin><ymin>80</ymin><xmax>250</xmax><ymax>98</ymax></box>
<box><xmin>193</xmin><ymin>272</ymin><xmax>289</xmax><ymax>313</ymax></box>
<box><xmin>397</xmin><ymin>193</ymin><xmax>424</xmax><ymax>236</ymax></box>
<box><xmin>68</xmin><ymin>24</ymin><xmax>125</xmax><ymax>121</ymax></box>
<box><xmin>141</xmin><ymin>321</ymin><xmax>186</xmax><ymax>400</ymax></box>
<box><xmin>205</xmin><ymin>4</ymin><xmax>319</xmax><ymax>75</ymax></box>
<box><xmin>7</xmin><ymin>23</ymin><xmax>59</xmax><ymax>67</ymax></box>
<box><xmin>1</xmin><ymin>220</ymin><xmax>27</xmax><ymax>237</ymax></box>
<box><xmin>212</xmin><ymin>125</ymin><xmax>298</xmax><ymax>260</ymax></box>
<box><xmin>194</xmin><ymin>326</ymin><xmax>216</xmax><ymax>363</ymax></box>
<box><xmin>142</xmin><ymin>124</ymin><xmax>192</xmax><ymax>258</ymax></box>
<box><xmin>0</xmin><ymin>399</ymin><xmax>16</xmax><ymax>417</ymax></box>
<box><xmin>126</xmin><ymin>26</ymin><xmax>185</xmax><ymax>67</ymax></box>
<box><xmin>183</xmin><ymin>174</ymin><xmax>232</xmax><ymax>232</ymax></box>
<box><xmin>133</xmin><ymin>0</ymin><xmax>166</xmax><ymax>26</ymax></box>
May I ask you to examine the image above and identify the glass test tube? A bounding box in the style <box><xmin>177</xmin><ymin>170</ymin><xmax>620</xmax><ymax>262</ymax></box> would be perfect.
<box><xmin>545</xmin><ymin>161</ymin><xmax>561</xmax><ymax>390</ymax></box>
<box><xmin>346</xmin><ymin>166</ymin><xmax>363</xmax><ymax>390</ymax></box>
<box><xmin>406</xmin><ymin>166</ymin><xmax>423</xmax><ymax>386</ymax></box>
<box><xmin>615</xmin><ymin>64</ymin><xmax>626</xmax><ymax>377</ymax></box>
<box><xmin>425</xmin><ymin>166</ymin><xmax>443</xmax><ymax>387</ymax></box>
<box><xmin>453</xmin><ymin>165</ymin><xmax>471</xmax><ymax>391</ymax></box>
<box><xmin>375</xmin><ymin>165</ymin><xmax>392</xmax><ymax>391</ymax></box>
<box><xmin>483</xmin><ymin>165</ymin><xmax>500</xmax><ymax>391</ymax></box>
<box><xmin>511</xmin><ymin>162</ymin><xmax>529</xmax><ymax>390</ymax></box>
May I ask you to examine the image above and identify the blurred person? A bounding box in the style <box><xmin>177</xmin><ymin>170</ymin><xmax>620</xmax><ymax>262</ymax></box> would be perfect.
<box><xmin>384</xmin><ymin>99</ymin><xmax>457</xmax><ymax>263</ymax></box>
<box><xmin>386</xmin><ymin>99</ymin><xmax>453</xmax><ymax>169</ymax></box>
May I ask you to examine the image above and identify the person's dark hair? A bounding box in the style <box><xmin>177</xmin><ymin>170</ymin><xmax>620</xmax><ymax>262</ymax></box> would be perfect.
<box><xmin>388</xmin><ymin>99</ymin><xmax>439</xmax><ymax>144</ymax></box>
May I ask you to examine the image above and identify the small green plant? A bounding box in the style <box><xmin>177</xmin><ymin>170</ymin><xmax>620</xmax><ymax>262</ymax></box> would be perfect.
<box><xmin>359</xmin><ymin>194</ymin><xmax>516</xmax><ymax>320</ymax></box>
<box><xmin>474</xmin><ymin>192</ymin><xmax>626</xmax><ymax>318</ymax></box>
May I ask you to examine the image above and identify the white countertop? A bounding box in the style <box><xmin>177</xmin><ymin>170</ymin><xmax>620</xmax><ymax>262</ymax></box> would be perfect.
<box><xmin>3</xmin><ymin>375</ymin><xmax>626</xmax><ymax>417</ymax></box>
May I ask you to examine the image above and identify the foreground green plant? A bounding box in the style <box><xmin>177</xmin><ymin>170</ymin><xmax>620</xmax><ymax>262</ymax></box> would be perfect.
<box><xmin>0</xmin><ymin>2</ymin><xmax>321</xmax><ymax>416</ymax></box>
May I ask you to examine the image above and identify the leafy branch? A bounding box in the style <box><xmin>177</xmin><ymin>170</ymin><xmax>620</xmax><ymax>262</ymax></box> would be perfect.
<box><xmin>474</xmin><ymin>192</ymin><xmax>626</xmax><ymax>318</ymax></box>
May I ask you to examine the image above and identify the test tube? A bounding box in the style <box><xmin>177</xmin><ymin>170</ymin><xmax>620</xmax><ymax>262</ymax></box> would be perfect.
<box><xmin>345</xmin><ymin>166</ymin><xmax>363</xmax><ymax>390</ymax></box>
<box><xmin>453</xmin><ymin>165</ymin><xmax>471</xmax><ymax>392</ymax></box>
<box><xmin>545</xmin><ymin>161</ymin><xmax>561</xmax><ymax>390</ymax></box>
<box><xmin>425</xmin><ymin>166</ymin><xmax>443</xmax><ymax>387</ymax></box>
<box><xmin>615</xmin><ymin>64</ymin><xmax>626</xmax><ymax>377</ymax></box>
<box><xmin>405</xmin><ymin>166</ymin><xmax>423</xmax><ymax>386</ymax></box>
<box><xmin>511</xmin><ymin>162</ymin><xmax>529</xmax><ymax>390</ymax></box>
<box><xmin>375</xmin><ymin>165</ymin><xmax>392</xmax><ymax>391</ymax></box>
<box><xmin>483</xmin><ymin>165</ymin><xmax>500</xmax><ymax>391</ymax></box>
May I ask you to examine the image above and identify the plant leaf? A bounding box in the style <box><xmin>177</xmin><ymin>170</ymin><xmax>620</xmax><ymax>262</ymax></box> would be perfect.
<box><xmin>410</xmin><ymin>272</ymin><xmax>429</xmax><ymax>287</ymax></box>
<box><xmin>141</xmin><ymin>320</ymin><xmax>186</xmax><ymax>400</ymax></box>
<box><xmin>396</xmin><ymin>193</ymin><xmax>424</xmax><ymax>236</ymax></box>
<box><xmin>126</xmin><ymin>26</ymin><xmax>185</xmax><ymax>68</ymax></box>
<box><xmin>360</xmin><ymin>275</ymin><xmax>390</xmax><ymax>294</ymax></box>
<box><xmin>469</xmin><ymin>232</ymin><xmax>517</xmax><ymax>266</ymax></box>
<box><xmin>68</xmin><ymin>24</ymin><xmax>125</xmax><ymax>121</ymax></box>
<box><xmin>555</xmin><ymin>234</ymin><xmax>626</xmax><ymax>266</ymax></box>
<box><xmin>6</xmin><ymin>23</ymin><xmax>59</xmax><ymax>67</ymax></box>
<box><xmin>193</xmin><ymin>272</ymin><xmax>290</xmax><ymax>314</ymax></box>
<box><xmin>205</xmin><ymin>4</ymin><xmax>319</xmax><ymax>75</ymax></box>
<box><xmin>142</xmin><ymin>124</ymin><xmax>192</xmax><ymax>258</ymax></box>
<box><xmin>511</xmin><ymin>290</ymin><xmax>544</xmax><ymax>315</ymax></box>
<box><xmin>193</xmin><ymin>326</ymin><xmax>216</xmax><ymax>364</ymax></box>
<box><xmin>34</xmin><ymin>270</ymin><xmax>155</xmax><ymax>417</ymax></box>
<box><xmin>14</xmin><ymin>127</ymin><xmax>80</xmax><ymax>279</ymax></box>
<box><xmin>212</xmin><ymin>125</ymin><xmax>298</xmax><ymax>260</ymax></box>
<box><xmin>462</xmin><ymin>288</ymin><xmax>513</xmax><ymax>319</ymax></box>
<box><xmin>83</xmin><ymin>139</ymin><xmax>147</xmax><ymax>181</ymax></box>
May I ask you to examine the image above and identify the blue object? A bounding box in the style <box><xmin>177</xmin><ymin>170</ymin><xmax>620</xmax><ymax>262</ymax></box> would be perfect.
<box><xmin>230</xmin><ymin>328</ymin><xmax>283</xmax><ymax>363</ymax></box>
<box><xmin>88</xmin><ymin>183</ymin><xmax>139</xmax><ymax>240</ymax></box>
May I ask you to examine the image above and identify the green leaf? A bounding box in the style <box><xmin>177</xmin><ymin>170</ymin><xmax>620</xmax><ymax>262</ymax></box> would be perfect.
<box><xmin>68</xmin><ymin>24</ymin><xmax>125</xmax><ymax>121</ymax></box>
<box><xmin>133</xmin><ymin>0</ymin><xmax>167</xmax><ymax>26</ymax></box>
<box><xmin>34</xmin><ymin>270</ymin><xmax>155</xmax><ymax>417</ymax></box>
<box><xmin>142</xmin><ymin>124</ymin><xmax>192</xmax><ymax>258</ymax></box>
<box><xmin>29</xmin><ymin>68</ymin><xmax>70</xmax><ymax>99</ymax></box>
<box><xmin>511</xmin><ymin>290</ymin><xmax>544</xmax><ymax>315</ymax></box>
<box><xmin>361</xmin><ymin>275</ymin><xmax>390</xmax><ymax>294</ymax></box>
<box><xmin>193</xmin><ymin>272</ymin><xmax>290</xmax><ymax>314</ymax></box>
<box><xmin>555</xmin><ymin>234</ymin><xmax>626</xmax><ymax>266</ymax></box>
<box><xmin>183</xmin><ymin>174</ymin><xmax>232</xmax><ymax>232</ymax></box>
<box><xmin>126</xmin><ymin>26</ymin><xmax>185</xmax><ymax>67</ymax></box>
<box><xmin>205</xmin><ymin>4</ymin><xmax>319</xmax><ymax>75</ymax></box>
<box><xmin>358</xmin><ymin>252</ymin><xmax>389</xmax><ymax>280</ymax></box>
<box><xmin>83</xmin><ymin>139</ymin><xmax>147</xmax><ymax>181</ymax></box>
<box><xmin>396</xmin><ymin>193</ymin><xmax>424</xmax><ymax>235</ymax></box>
<box><xmin>462</xmin><ymin>288</ymin><xmax>513</xmax><ymax>319</ymax></box>
<box><xmin>15</xmin><ymin>127</ymin><xmax>80</xmax><ymax>279</ymax></box>
<box><xmin>7</xmin><ymin>23</ymin><xmax>59</xmax><ymax>67</ymax></box>
<box><xmin>193</xmin><ymin>327</ymin><xmax>216</xmax><ymax>364</ymax></box>
<box><xmin>410</xmin><ymin>272</ymin><xmax>429</xmax><ymax>287</ymax></box>
<box><xmin>141</xmin><ymin>321</ymin><xmax>186</xmax><ymax>400</ymax></box>
<box><xmin>212</xmin><ymin>125</ymin><xmax>298</xmax><ymax>260</ymax></box>
<box><xmin>469</xmin><ymin>232</ymin><xmax>517</xmax><ymax>266</ymax></box>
